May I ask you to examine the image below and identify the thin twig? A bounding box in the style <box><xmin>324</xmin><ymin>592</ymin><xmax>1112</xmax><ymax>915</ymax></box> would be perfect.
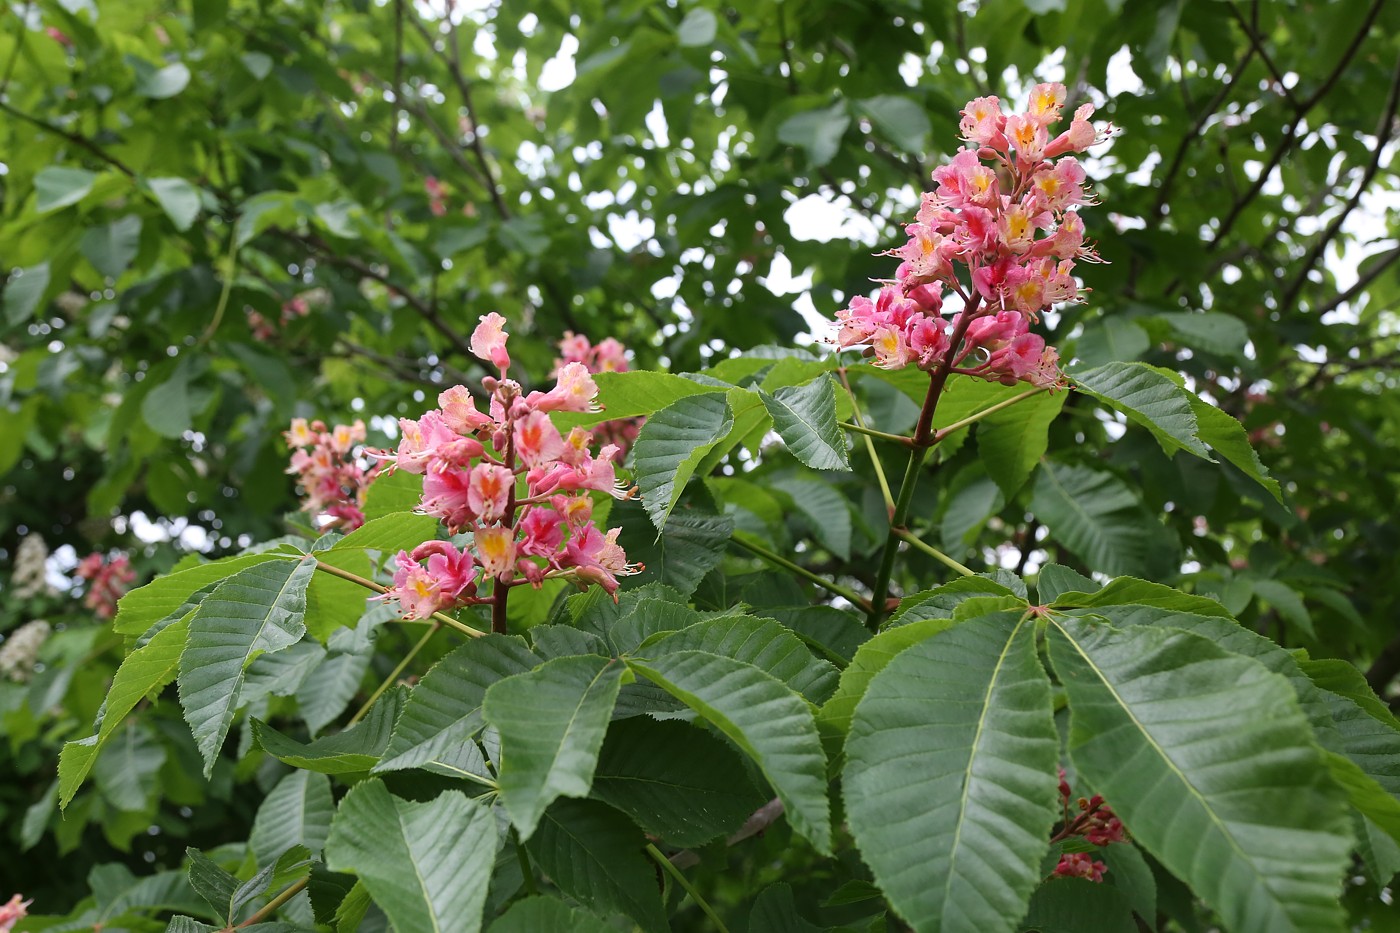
<box><xmin>730</xmin><ymin>535</ymin><xmax>871</xmax><ymax>610</ymax></box>
<box><xmin>347</xmin><ymin>621</ymin><xmax>440</xmax><ymax>726</ymax></box>
<box><xmin>646</xmin><ymin>843</ymin><xmax>731</xmax><ymax>933</ymax></box>
<box><xmin>0</xmin><ymin>100</ymin><xmax>137</xmax><ymax>176</ymax></box>
<box><xmin>893</xmin><ymin>528</ymin><xmax>975</xmax><ymax>577</ymax></box>
<box><xmin>312</xmin><ymin>559</ymin><xmax>484</xmax><ymax>638</ymax></box>
<box><xmin>1278</xmin><ymin>51</ymin><xmax>1400</xmax><ymax>315</ymax></box>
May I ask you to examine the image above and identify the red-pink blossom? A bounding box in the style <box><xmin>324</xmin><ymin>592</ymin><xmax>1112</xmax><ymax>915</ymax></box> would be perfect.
<box><xmin>74</xmin><ymin>553</ymin><xmax>136</xmax><ymax>620</ymax></box>
<box><xmin>1053</xmin><ymin>852</ymin><xmax>1107</xmax><ymax>883</ymax></box>
<box><xmin>471</xmin><ymin>312</ymin><xmax>512</xmax><ymax>374</ymax></box>
<box><xmin>0</xmin><ymin>894</ymin><xmax>31</xmax><ymax>933</ymax></box>
<box><xmin>284</xmin><ymin>418</ymin><xmax>378</xmax><ymax>530</ymax></box>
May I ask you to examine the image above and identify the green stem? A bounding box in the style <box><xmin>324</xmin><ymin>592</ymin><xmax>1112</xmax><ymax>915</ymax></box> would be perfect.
<box><xmin>237</xmin><ymin>877</ymin><xmax>308</xmax><ymax>928</ymax></box>
<box><xmin>933</xmin><ymin>386</ymin><xmax>1047</xmax><ymax>440</ymax></box>
<box><xmin>645</xmin><ymin>843</ymin><xmax>730</xmax><ymax>933</ymax></box>
<box><xmin>199</xmin><ymin>224</ymin><xmax>241</xmax><ymax>344</ymax></box>
<box><xmin>837</xmin><ymin>368</ymin><xmax>894</xmax><ymax>513</ymax></box>
<box><xmin>893</xmin><ymin>528</ymin><xmax>975</xmax><ymax>577</ymax></box>
<box><xmin>347</xmin><ymin>621</ymin><xmax>440</xmax><ymax>726</ymax></box>
<box><xmin>731</xmin><ymin>535</ymin><xmax>871</xmax><ymax>611</ymax></box>
<box><xmin>865</xmin><ymin>448</ymin><xmax>929</xmax><ymax>629</ymax></box>
<box><xmin>513</xmin><ymin>828</ymin><xmax>538</xmax><ymax>896</ymax></box>
<box><xmin>838</xmin><ymin>420</ymin><xmax>912</xmax><ymax>446</ymax></box>
<box><xmin>312</xmin><ymin>559</ymin><xmax>483</xmax><ymax>638</ymax></box>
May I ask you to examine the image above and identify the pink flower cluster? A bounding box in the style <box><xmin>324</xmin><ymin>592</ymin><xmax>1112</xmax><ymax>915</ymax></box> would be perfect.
<box><xmin>379</xmin><ymin>314</ymin><xmax>640</xmax><ymax>622</ymax></box>
<box><xmin>285</xmin><ymin>419</ymin><xmax>380</xmax><ymax>531</ymax></box>
<box><xmin>0</xmin><ymin>894</ymin><xmax>30</xmax><ymax>933</ymax></box>
<box><xmin>555</xmin><ymin>332</ymin><xmax>640</xmax><ymax>459</ymax></box>
<box><xmin>1052</xmin><ymin>769</ymin><xmax>1127</xmax><ymax>884</ymax></box>
<box><xmin>833</xmin><ymin>83</ymin><xmax>1112</xmax><ymax>389</ymax></box>
<box><xmin>74</xmin><ymin>553</ymin><xmax>135</xmax><ymax>620</ymax></box>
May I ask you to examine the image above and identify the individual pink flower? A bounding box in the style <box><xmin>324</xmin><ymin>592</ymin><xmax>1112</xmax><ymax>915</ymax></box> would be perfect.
<box><xmin>1025</xmin><ymin>82</ymin><xmax>1067</xmax><ymax>126</ymax></box>
<box><xmin>526</xmin><ymin>362</ymin><xmax>600</xmax><ymax>413</ymax></box>
<box><xmin>0</xmin><ymin>894</ymin><xmax>31</xmax><ymax>933</ymax></box>
<box><xmin>959</xmin><ymin>95</ymin><xmax>1007</xmax><ymax>149</ymax></box>
<box><xmin>474</xmin><ymin>525</ymin><xmax>518</xmax><ymax>577</ymax></box>
<box><xmin>467</xmin><ymin>463</ymin><xmax>514</xmax><ymax>523</ymax></box>
<box><xmin>514</xmin><ymin>410</ymin><xmax>565</xmax><ymax>469</ymax></box>
<box><xmin>564</xmin><ymin>526</ymin><xmax>638</xmax><ymax>597</ymax></box>
<box><xmin>421</xmin><ymin>467</ymin><xmax>477</xmax><ymax>532</ymax></box>
<box><xmin>471</xmin><ymin>312</ymin><xmax>511</xmax><ymax>374</ymax></box>
<box><xmin>438</xmin><ymin>385</ymin><xmax>493</xmax><ymax>434</ymax></box>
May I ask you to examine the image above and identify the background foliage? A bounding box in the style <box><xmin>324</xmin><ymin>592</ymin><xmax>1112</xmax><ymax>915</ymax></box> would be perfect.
<box><xmin>2</xmin><ymin>0</ymin><xmax>1399</xmax><ymax>929</ymax></box>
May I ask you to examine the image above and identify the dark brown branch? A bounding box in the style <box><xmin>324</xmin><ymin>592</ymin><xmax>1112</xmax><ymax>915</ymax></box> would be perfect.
<box><xmin>1198</xmin><ymin>0</ymin><xmax>1386</xmax><ymax>254</ymax></box>
<box><xmin>1227</xmin><ymin>2</ymin><xmax>1299</xmax><ymax>109</ymax></box>
<box><xmin>0</xmin><ymin>100</ymin><xmax>137</xmax><ymax>177</ymax></box>
<box><xmin>1314</xmin><ymin>245</ymin><xmax>1400</xmax><ymax>318</ymax></box>
<box><xmin>280</xmin><ymin>230</ymin><xmax>478</xmax><ymax>362</ymax></box>
<box><xmin>1278</xmin><ymin>52</ymin><xmax>1400</xmax><ymax>315</ymax></box>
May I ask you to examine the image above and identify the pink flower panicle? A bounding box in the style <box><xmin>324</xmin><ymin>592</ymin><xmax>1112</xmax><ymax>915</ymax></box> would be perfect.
<box><xmin>832</xmin><ymin>84</ymin><xmax>1114</xmax><ymax>389</ymax></box>
<box><xmin>1053</xmin><ymin>768</ymin><xmax>1128</xmax><ymax>883</ymax></box>
<box><xmin>554</xmin><ymin>331</ymin><xmax>640</xmax><ymax>459</ymax></box>
<box><xmin>74</xmin><ymin>553</ymin><xmax>135</xmax><ymax>620</ymax></box>
<box><xmin>0</xmin><ymin>894</ymin><xmax>30</xmax><ymax>933</ymax></box>
<box><xmin>285</xmin><ymin>418</ymin><xmax>380</xmax><ymax>531</ymax></box>
<box><xmin>375</xmin><ymin>314</ymin><xmax>641</xmax><ymax>620</ymax></box>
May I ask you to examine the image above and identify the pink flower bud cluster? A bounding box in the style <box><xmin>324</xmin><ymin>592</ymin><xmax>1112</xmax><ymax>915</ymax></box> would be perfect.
<box><xmin>284</xmin><ymin>418</ymin><xmax>379</xmax><ymax>531</ymax></box>
<box><xmin>555</xmin><ymin>331</ymin><xmax>640</xmax><ymax>459</ymax></box>
<box><xmin>1052</xmin><ymin>768</ymin><xmax>1127</xmax><ymax>883</ymax></box>
<box><xmin>247</xmin><ymin>290</ymin><xmax>317</xmax><ymax>341</ymax></box>
<box><xmin>0</xmin><ymin>894</ymin><xmax>30</xmax><ymax>933</ymax></box>
<box><xmin>833</xmin><ymin>83</ymin><xmax>1112</xmax><ymax>389</ymax></box>
<box><xmin>378</xmin><ymin>313</ymin><xmax>641</xmax><ymax>620</ymax></box>
<box><xmin>74</xmin><ymin>553</ymin><xmax>135</xmax><ymax>620</ymax></box>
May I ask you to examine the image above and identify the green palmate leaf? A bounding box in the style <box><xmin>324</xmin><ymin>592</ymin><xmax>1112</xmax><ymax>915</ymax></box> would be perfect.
<box><xmin>591</xmin><ymin>717</ymin><xmax>767</xmax><ymax>847</ymax></box>
<box><xmin>489</xmin><ymin>896</ymin><xmax>615</xmax><ymax>933</ymax></box>
<box><xmin>778</xmin><ymin>101</ymin><xmax>851</xmax><ymax>167</ymax></box>
<box><xmin>327</xmin><ymin>511</ymin><xmax>439</xmax><ymax>554</ymax></box>
<box><xmin>1046</xmin><ymin>616</ymin><xmax>1353</xmax><ymax>933</ymax></box>
<box><xmin>817</xmin><ymin>616</ymin><xmax>961</xmax><ymax>751</ymax></box>
<box><xmin>113</xmin><ymin>552</ymin><xmax>287</xmax><ymax>636</ymax></box>
<box><xmin>1153</xmin><ymin>311</ymin><xmax>1250</xmax><ymax>358</ymax></box>
<box><xmin>763</xmin><ymin>605</ymin><xmax>870</xmax><ymax>665</ymax></box>
<box><xmin>362</xmin><ymin>469</ymin><xmax>424</xmax><ymax>520</ymax></box>
<box><xmin>324</xmin><ymin>780</ymin><xmax>496</xmax><ymax>933</ymax></box>
<box><xmin>1033</xmin><ymin>564</ymin><xmax>1099</xmax><ymax>603</ymax></box>
<box><xmin>749</xmin><ymin>883</ymin><xmax>829</xmax><ymax>933</ymax></box>
<box><xmin>297</xmin><ymin>648</ymin><xmax>372</xmax><ymax>737</ymax></box>
<box><xmin>1019</xmin><ymin>877</ymin><xmax>1137</xmax><ymax>933</ymax></box>
<box><xmin>1069</xmin><ymin>361</ymin><xmax>1211</xmax><ymax>459</ymax></box>
<box><xmin>147</xmin><ymin>177</ymin><xmax>202</xmax><ymax>231</ymax></box>
<box><xmin>33</xmin><ymin>165</ymin><xmax>97</xmax><ymax>212</ymax></box>
<box><xmin>376</xmin><ymin>634</ymin><xmax>539</xmax><ymax>776</ymax></box>
<box><xmin>249</xmin><ymin>770</ymin><xmax>334</xmax><ymax>867</ymax></box>
<box><xmin>94</xmin><ymin>721</ymin><xmax>165</xmax><ymax>811</ymax></box>
<box><xmin>771</xmin><ymin>477</ymin><xmax>852</xmax><ymax>560</ymax></box>
<box><xmin>858</xmin><ymin>94</ymin><xmax>932</xmax><ymax>152</ymax></box>
<box><xmin>179</xmin><ymin>557</ymin><xmax>317</xmax><ymax>775</ymax></box>
<box><xmin>483</xmin><ymin>655</ymin><xmax>626</xmax><ymax>838</ymax></box>
<box><xmin>890</xmin><ymin>576</ymin><xmax>1025</xmax><ymax>627</ymax></box>
<box><xmin>605</xmin><ymin>597</ymin><xmax>699</xmax><ymax>655</ymax></box>
<box><xmin>977</xmin><ymin>389</ymin><xmax>1067</xmax><ymax>497</ymax></box>
<box><xmin>1311</xmin><ymin>681</ymin><xmax>1400</xmax><ymax>842</ymax></box>
<box><xmin>253</xmin><ymin>686</ymin><xmax>403</xmax><ymax>774</ymax></box>
<box><xmin>186</xmin><ymin>849</ymin><xmax>241</xmax><ymax>924</ymax></box>
<box><xmin>559</xmin><ymin>370</ymin><xmax>719</xmax><ymax>429</ymax></box>
<box><xmin>59</xmin><ymin>610</ymin><xmax>191</xmax><ymax>807</ymax></box>
<box><xmin>1188</xmin><ymin>397</ymin><xmax>1283</xmax><ymax>502</ymax></box>
<box><xmin>305</xmin><ymin>548</ymin><xmax>377</xmax><ymax>642</ymax></box>
<box><xmin>693</xmin><ymin>386</ymin><xmax>773</xmax><ymax>478</ymax></box>
<box><xmin>844</xmin><ymin>612</ymin><xmax>1058</xmax><ymax>933</ymax></box>
<box><xmin>525</xmin><ymin>798</ymin><xmax>668</xmax><ymax>933</ymax></box>
<box><xmin>616</xmin><ymin>504</ymin><xmax>733</xmax><ymax>596</ymax></box>
<box><xmin>1049</xmin><ymin>576</ymin><xmax>1233</xmax><ymax>617</ymax></box>
<box><xmin>1031</xmin><ymin>461</ymin><xmax>1176</xmax><ymax>578</ymax></box>
<box><xmin>1301</xmin><ymin>658</ymin><xmax>1400</xmax><ymax>730</ymax></box>
<box><xmin>628</xmin><ymin>650</ymin><xmax>832</xmax><ymax>853</ymax></box>
<box><xmin>632</xmin><ymin>392</ymin><xmax>733</xmax><ymax>529</ymax></box>
<box><xmin>3</xmin><ymin>261</ymin><xmax>51</xmax><ymax>324</ymax></box>
<box><xmin>81</xmin><ymin>215</ymin><xmax>143</xmax><ymax>278</ymax></box>
<box><xmin>760</xmin><ymin>376</ymin><xmax>851</xmax><ymax>471</ymax></box>
<box><xmin>644</xmin><ymin>614</ymin><xmax>840</xmax><ymax>704</ymax></box>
